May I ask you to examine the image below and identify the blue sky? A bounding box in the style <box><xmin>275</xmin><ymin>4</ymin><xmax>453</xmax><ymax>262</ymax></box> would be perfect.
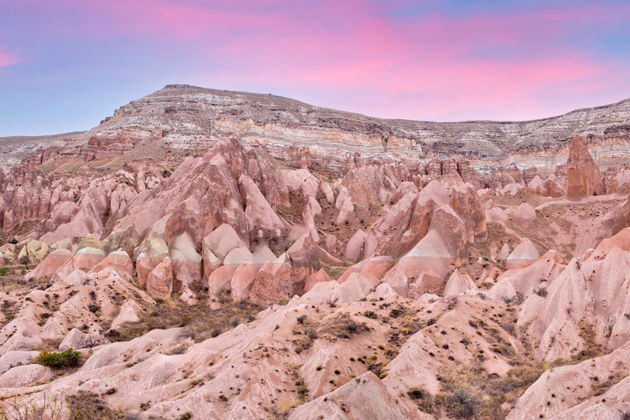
<box><xmin>1</xmin><ymin>0</ymin><xmax>629</xmax><ymax>136</ymax></box>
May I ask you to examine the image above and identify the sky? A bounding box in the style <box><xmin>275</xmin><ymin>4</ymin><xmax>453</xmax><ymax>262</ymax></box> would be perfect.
<box><xmin>1</xmin><ymin>0</ymin><xmax>629</xmax><ymax>136</ymax></box>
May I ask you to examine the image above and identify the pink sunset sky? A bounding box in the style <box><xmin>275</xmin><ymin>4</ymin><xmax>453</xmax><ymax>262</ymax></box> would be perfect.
<box><xmin>1</xmin><ymin>0</ymin><xmax>629</xmax><ymax>135</ymax></box>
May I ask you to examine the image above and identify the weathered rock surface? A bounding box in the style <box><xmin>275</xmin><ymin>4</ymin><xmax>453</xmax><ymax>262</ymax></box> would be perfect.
<box><xmin>566</xmin><ymin>135</ymin><xmax>605</xmax><ymax>200</ymax></box>
<box><xmin>0</xmin><ymin>87</ymin><xmax>629</xmax><ymax>419</ymax></box>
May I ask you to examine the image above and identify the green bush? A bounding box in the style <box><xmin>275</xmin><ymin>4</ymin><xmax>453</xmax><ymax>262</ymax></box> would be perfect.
<box><xmin>35</xmin><ymin>349</ymin><xmax>82</xmax><ymax>368</ymax></box>
<box><xmin>0</xmin><ymin>267</ymin><xmax>7</xmax><ymax>276</ymax></box>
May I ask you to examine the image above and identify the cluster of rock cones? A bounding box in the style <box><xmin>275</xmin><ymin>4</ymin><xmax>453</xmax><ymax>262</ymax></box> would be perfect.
<box><xmin>0</xmin><ymin>90</ymin><xmax>629</xmax><ymax>419</ymax></box>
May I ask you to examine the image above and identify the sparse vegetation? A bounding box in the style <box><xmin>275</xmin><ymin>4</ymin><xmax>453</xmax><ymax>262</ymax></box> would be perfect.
<box><xmin>434</xmin><ymin>356</ymin><xmax>550</xmax><ymax>419</ymax></box>
<box><xmin>66</xmin><ymin>391</ymin><xmax>125</xmax><ymax>419</ymax></box>
<box><xmin>407</xmin><ymin>387</ymin><xmax>435</xmax><ymax>414</ymax></box>
<box><xmin>363</xmin><ymin>310</ymin><xmax>377</xmax><ymax>319</ymax></box>
<box><xmin>1</xmin><ymin>299</ymin><xmax>17</xmax><ymax>327</ymax></box>
<box><xmin>576</xmin><ymin>322</ymin><xmax>606</xmax><ymax>361</ymax></box>
<box><xmin>591</xmin><ymin>373</ymin><xmax>627</xmax><ymax>397</ymax></box>
<box><xmin>291</xmin><ymin>312</ymin><xmax>371</xmax><ymax>353</ymax></box>
<box><xmin>318</xmin><ymin>313</ymin><xmax>370</xmax><ymax>340</ymax></box>
<box><xmin>166</xmin><ymin>343</ymin><xmax>190</xmax><ymax>355</ymax></box>
<box><xmin>291</xmin><ymin>315</ymin><xmax>319</xmax><ymax>354</ymax></box>
<box><xmin>365</xmin><ymin>359</ymin><xmax>388</xmax><ymax>379</ymax></box>
<box><xmin>0</xmin><ymin>392</ymin><xmax>64</xmax><ymax>420</ymax></box>
<box><xmin>437</xmin><ymin>388</ymin><xmax>479</xmax><ymax>419</ymax></box>
<box><xmin>385</xmin><ymin>303</ymin><xmax>432</xmax><ymax>359</ymax></box>
<box><xmin>106</xmin><ymin>298</ymin><xmax>261</xmax><ymax>343</ymax></box>
<box><xmin>290</xmin><ymin>364</ymin><xmax>310</xmax><ymax>403</ymax></box>
<box><xmin>320</xmin><ymin>263</ymin><xmax>349</xmax><ymax>280</ymax></box>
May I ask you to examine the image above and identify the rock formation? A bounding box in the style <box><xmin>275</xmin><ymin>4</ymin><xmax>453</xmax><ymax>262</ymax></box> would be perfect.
<box><xmin>0</xmin><ymin>86</ymin><xmax>629</xmax><ymax>419</ymax></box>
<box><xmin>566</xmin><ymin>135</ymin><xmax>605</xmax><ymax>200</ymax></box>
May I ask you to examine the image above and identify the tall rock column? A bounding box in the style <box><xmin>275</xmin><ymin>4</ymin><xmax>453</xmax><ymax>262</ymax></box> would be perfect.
<box><xmin>566</xmin><ymin>135</ymin><xmax>604</xmax><ymax>200</ymax></box>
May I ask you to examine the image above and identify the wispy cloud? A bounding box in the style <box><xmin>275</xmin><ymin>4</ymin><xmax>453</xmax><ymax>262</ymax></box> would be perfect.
<box><xmin>0</xmin><ymin>47</ymin><xmax>19</xmax><ymax>67</ymax></box>
<box><xmin>1</xmin><ymin>0</ymin><xmax>629</xmax><ymax>129</ymax></box>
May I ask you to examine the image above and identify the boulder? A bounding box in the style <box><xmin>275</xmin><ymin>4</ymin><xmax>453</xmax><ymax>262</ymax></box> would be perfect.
<box><xmin>247</xmin><ymin>254</ymin><xmax>294</xmax><ymax>304</ymax></box>
<box><xmin>543</xmin><ymin>174</ymin><xmax>565</xmax><ymax>197</ymax></box>
<box><xmin>601</xmin><ymin>198</ymin><xmax>630</xmax><ymax>236</ymax></box>
<box><xmin>202</xmin><ymin>223</ymin><xmax>246</xmax><ymax>262</ymax></box>
<box><xmin>239</xmin><ymin>174</ymin><xmax>285</xmax><ymax>230</ymax></box>
<box><xmin>146</xmin><ymin>257</ymin><xmax>173</xmax><ymax>298</ymax></box>
<box><xmin>135</xmin><ymin>229</ymin><xmax>170</xmax><ymax>286</ymax></box>
<box><xmin>304</xmin><ymin>268</ymin><xmax>332</xmax><ymax>292</ymax></box>
<box><xmin>17</xmin><ymin>240</ymin><xmax>49</xmax><ymax>264</ymax></box>
<box><xmin>72</xmin><ymin>247</ymin><xmax>106</xmax><ymax>271</ymax></box>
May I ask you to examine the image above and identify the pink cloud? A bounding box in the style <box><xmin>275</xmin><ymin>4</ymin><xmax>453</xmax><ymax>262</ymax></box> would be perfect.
<box><xmin>182</xmin><ymin>1</ymin><xmax>626</xmax><ymax>120</ymax></box>
<box><xmin>0</xmin><ymin>48</ymin><xmax>19</xmax><ymax>67</ymax></box>
<box><xmin>6</xmin><ymin>0</ymin><xmax>630</xmax><ymax>120</ymax></box>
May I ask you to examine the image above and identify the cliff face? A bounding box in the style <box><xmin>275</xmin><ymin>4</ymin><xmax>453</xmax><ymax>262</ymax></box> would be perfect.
<box><xmin>94</xmin><ymin>85</ymin><xmax>630</xmax><ymax>159</ymax></box>
<box><xmin>2</xmin><ymin>85</ymin><xmax>630</xmax><ymax>170</ymax></box>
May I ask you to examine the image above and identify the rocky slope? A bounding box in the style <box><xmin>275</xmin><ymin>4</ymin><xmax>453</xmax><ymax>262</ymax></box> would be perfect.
<box><xmin>2</xmin><ymin>85</ymin><xmax>630</xmax><ymax>172</ymax></box>
<box><xmin>0</xmin><ymin>89</ymin><xmax>629</xmax><ymax>419</ymax></box>
<box><xmin>85</xmin><ymin>85</ymin><xmax>630</xmax><ymax>161</ymax></box>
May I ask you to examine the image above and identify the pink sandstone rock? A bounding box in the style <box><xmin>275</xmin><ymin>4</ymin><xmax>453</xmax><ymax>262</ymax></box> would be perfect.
<box><xmin>0</xmin><ymin>364</ymin><xmax>53</xmax><ymax>388</ymax></box>
<box><xmin>506</xmin><ymin>239</ymin><xmax>540</xmax><ymax>269</ymax></box>
<box><xmin>566</xmin><ymin>135</ymin><xmax>605</xmax><ymax>200</ymax></box>
<box><xmin>25</xmin><ymin>249</ymin><xmax>72</xmax><ymax>281</ymax></box>
<box><xmin>443</xmin><ymin>269</ymin><xmax>476</xmax><ymax>297</ymax></box>
<box><xmin>344</xmin><ymin>229</ymin><xmax>367</xmax><ymax>262</ymax></box>
<box><xmin>304</xmin><ymin>268</ymin><xmax>332</xmax><ymax>292</ymax></box>
<box><xmin>146</xmin><ymin>257</ymin><xmax>173</xmax><ymax>298</ymax></box>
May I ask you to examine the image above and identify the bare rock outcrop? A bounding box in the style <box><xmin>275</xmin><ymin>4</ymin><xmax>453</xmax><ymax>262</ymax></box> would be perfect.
<box><xmin>566</xmin><ymin>135</ymin><xmax>605</xmax><ymax>200</ymax></box>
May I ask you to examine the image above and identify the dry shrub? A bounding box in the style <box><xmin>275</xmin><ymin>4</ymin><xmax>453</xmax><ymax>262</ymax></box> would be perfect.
<box><xmin>107</xmin><ymin>298</ymin><xmax>261</xmax><ymax>343</ymax></box>
<box><xmin>291</xmin><ymin>316</ymin><xmax>319</xmax><ymax>354</ymax></box>
<box><xmin>0</xmin><ymin>392</ymin><xmax>64</xmax><ymax>420</ymax></box>
<box><xmin>318</xmin><ymin>313</ymin><xmax>370</xmax><ymax>340</ymax></box>
<box><xmin>576</xmin><ymin>322</ymin><xmax>606</xmax><ymax>361</ymax></box>
<box><xmin>290</xmin><ymin>313</ymin><xmax>370</xmax><ymax>354</ymax></box>
<box><xmin>66</xmin><ymin>391</ymin><xmax>125</xmax><ymax>420</ymax></box>
<box><xmin>434</xmin><ymin>357</ymin><xmax>549</xmax><ymax>419</ymax></box>
<box><xmin>407</xmin><ymin>387</ymin><xmax>435</xmax><ymax>414</ymax></box>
